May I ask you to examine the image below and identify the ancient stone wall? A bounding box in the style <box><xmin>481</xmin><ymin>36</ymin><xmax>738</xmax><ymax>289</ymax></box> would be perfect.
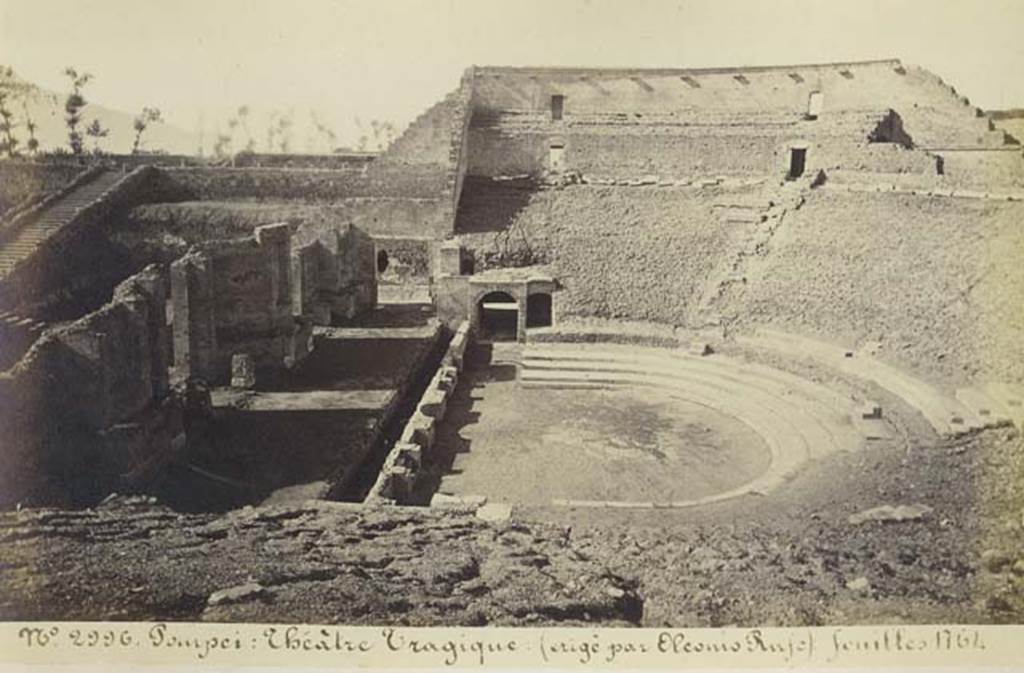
<box><xmin>467</xmin><ymin>108</ymin><xmax>937</xmax><ymax>178</ymax></box>
<box><xmin>291</xmin><ymin>222</ymin><xmax>377</xmax><ymax>324</ymax></box>
<box><xmin>171</xmin><ymin>224</ymin><xmax>313</xmax><ymax>384</ymax></box>
<box><xmin>114</xmin><ymin>198</ymin><xmax>450</xmax><ymax>263</ymax></box>
<box><xmin>373</xmin><ymin>236</ymin><xmax>433</xmax><ymax>289</ymax></box>
<box><xmin>935</xmin><ymin>149</ymin><xmax>1024</xmax><ymax>186</ymax></box>
<box><xmin>375</xmin><ymin>68</ymin><xmax>476</xmax><ymax>237</ymax></box>
<box><xmin>366</xmin><ymin>320</ymin><xmax>470</xmax><ymax>504</ymax></box>
<box><xmin>0</xmin><ymin>265</ymin><xmax>183</xmax><ymax>507</ymax></box>
<box><xmin>469</xmin><ymin>60</ymin><xmax>1003</xmax><ymax>150</ymax></box>
<box><xmin>159</xmin><ymin>165</ymin><xmax>448</xmax><ymax>201</ymax></box>
<box><xmin>456</xmin><ymin>181</ymin><xmax>742</xmax><ymax>324</ymax></box>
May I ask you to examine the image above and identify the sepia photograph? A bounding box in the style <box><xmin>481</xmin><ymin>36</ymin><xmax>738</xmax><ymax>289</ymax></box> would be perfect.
<box><xmin>0</xmin><ymin>0</ymin><xmax>1022</xmax><ymax>669</ymax></box>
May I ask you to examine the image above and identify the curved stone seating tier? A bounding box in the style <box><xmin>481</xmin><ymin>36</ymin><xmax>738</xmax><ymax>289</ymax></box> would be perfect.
<box><xmin>956</xmin><ymin>383</ymin><xmax>1024</xmax><ymax>431</ymax></box>
<box><xmin>737</xmin><ymin>329</ymin><xmax>1004</xmax><ymax>437</ymax></box>
<box><xmin>518</xmin><ymin>341</ymin><xmax>866</xmax><ymax>509</ymax></box>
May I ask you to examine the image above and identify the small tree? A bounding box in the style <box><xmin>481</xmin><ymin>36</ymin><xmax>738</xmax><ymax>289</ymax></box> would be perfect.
<box><xmin>85</xmin><ymin>118</ymin><xmax>109</xmax><ymax>154</ymax></box>
<box><xmin>236</xmin><ymin>105</ymin><xmax>255</xmax><ymax>153</ymax></box>
<box><xmin>278</xmin><ymin>114</ymin><xmax>293</xmax><ymax>153</ymax></box>
<box><xmin>23</xmin><ymin>106</ymin><xmax>38</xmax><ymax>155</ymax></box>
<box><xmin>131</xmin><ymin>106</ymin><xmax>162</xmax><ymax>153</ymax></box>
<box><xmin>0</xmin><ymin>66</ymin><xmax>20</xmax><ymax>158</ymax></box>
<box><xmin>212</xmin><ymin>127</ymin><xmax>232</xmax><ymax>158</ymax></box>
<box><xmin>310</xmin><ymin>110</ymin><xmax>337</xmax><ymax>153</ymax></box>
<box><xmin>63</xmin><ymin>67</ymin><xmax>93</xmax><ymax>155</ymax></box>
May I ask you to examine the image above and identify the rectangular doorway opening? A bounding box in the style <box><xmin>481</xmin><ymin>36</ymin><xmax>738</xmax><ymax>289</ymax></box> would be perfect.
<box><xmin>788</xmin><ymin>147</ymin><xmax>807</xmax><ymax>179</ymax></box>
<box><xmin>551</xmin><ymin>95</ymin><xmax>564</xmax><ymax>121</ymax></box>
<box><xmin>549</xmin><ymin>144</ymin><xmax>565</xmax><ymax>172</ymax></box>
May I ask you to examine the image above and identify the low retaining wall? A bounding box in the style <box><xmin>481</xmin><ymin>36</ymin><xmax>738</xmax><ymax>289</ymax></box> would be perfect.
<box><xmin>159</xmin><ymin>165</ymin><xmax>448</xmax><ymax>202</ymax></box>
<box><xmin>365</xmin><ymin>320</ymin><xmax>471</xmax><ymax>504</ymax></box>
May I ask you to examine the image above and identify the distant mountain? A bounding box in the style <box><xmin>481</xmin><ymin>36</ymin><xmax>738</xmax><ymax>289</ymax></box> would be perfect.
<box><xmin>1</xmin><ymin>67</ymin><xmax>199</xmax><ymax>155</ymax></box>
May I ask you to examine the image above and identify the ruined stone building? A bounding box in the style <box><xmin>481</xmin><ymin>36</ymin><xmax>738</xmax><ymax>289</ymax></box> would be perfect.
<box><xmin>0</xmin><ymin>57</ymin><xmax>1021</xmax><ymax>519</ymax></box>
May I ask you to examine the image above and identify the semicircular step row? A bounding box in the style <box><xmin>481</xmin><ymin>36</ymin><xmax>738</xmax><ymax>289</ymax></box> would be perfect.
<box><xmin>518</xmin><ymin>342</ymin><xmax>864</xmax><ymax>508</ymax></box>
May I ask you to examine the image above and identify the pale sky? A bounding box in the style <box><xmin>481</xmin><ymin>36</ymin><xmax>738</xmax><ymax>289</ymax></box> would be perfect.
<box><xmin>1</xmin><ymin>0</ymin><xmax>1022</xmax><ymax>148</ymax></box>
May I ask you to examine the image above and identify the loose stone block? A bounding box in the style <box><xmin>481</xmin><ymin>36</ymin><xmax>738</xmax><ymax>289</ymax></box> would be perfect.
<box><xmin>860</xmin><ymin>402</ymin><xmax>883</xmax><ymax>420</ymax></box>
<box><xmin>230</xmin><ymin>353</ymin><xmax>256</xmax><ymax>389</ymax></box>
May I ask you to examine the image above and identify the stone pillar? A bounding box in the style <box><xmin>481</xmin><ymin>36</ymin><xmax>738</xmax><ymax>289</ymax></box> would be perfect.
<box><xmin>255</xmin><ymin>223</ymin><xmax>292</xmax><ymax>311</ymax></box>
<box><xmin>438</xmin><ymin>240</ymin><xmax>462</xmax><ymax>277</ymax></box>
<box><xmin>170</xmin><ymin>252</ymin><xmax>217</xmax><ymax>382</ymax></box>
<box><xmin>130</xmin><ymin>265</ymin><xmax>171</xmax><ymax>400</ymax></box>
<box><xmin>516</xmin><ymin>292</ymin><xmax>528</xmax><ymax>343</ymax></box>
<box><xmin>291</xmin><ymin>241</ymin><xmax>321</xmax><ymax>320</ymax></box>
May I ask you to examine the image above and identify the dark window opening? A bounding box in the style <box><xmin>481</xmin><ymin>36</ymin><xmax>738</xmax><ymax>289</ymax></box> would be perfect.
<box><xmin>460</xmin><ymin>254</ymin><xmax>475</xmax><ymax>276</ymax></box>
<box><xmin>478</xmin><ymin>291</ymin><xmax>518</xmax><ymax>342</ymax></box>
<box><xmin>681</xmin><ymin>76</ymin><xmax>701</xmax><ymax>88</ymax></box>
<box><xmin>376</xmin><ymin>249</ymin><xmax>389</xmax><ymax>274</ymax></box>
<box><xmin>526</xmin><ymin>293</ymin><xmax>552</xmax><ymax>328</ymax></box>
<box><xmin>788</xmin><ymin>73</ymin><xmax>804</xmax><ymax>83</ymax></box>
<box><xmin>788</xmin><ymin>148</ymin><xmax>807</xmax><ymax>179</ymax></box>
<box><xmin>935</xmin><ymin>155</ymin><xmax>945</xmax><ymax>175</ymax></box>
<box><xmin>839</xmin><ymin>69</ymin><xmax>854</xmax><ymax>79</ymax></box>
<box><xmin>551</xmin><ymin>95</ymin><xmax>564</xmax><ymax>121</ymax></box>
<box><xmin>733</xmin><ymin>74</ymin><xmax>750</xmax><ymax>85</ymax></box>
<box><xmin>893</xmin><ymin>65</ymin><xmax>907</xmax><ymax>75</ymax></box>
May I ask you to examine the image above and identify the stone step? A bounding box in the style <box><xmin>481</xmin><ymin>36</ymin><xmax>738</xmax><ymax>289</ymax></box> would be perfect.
<box><xmin>520</xmin><ymin>353</ymin><xmax>855</xmax><ymax>460</ymax></box>
<box><xmin>738</xmin><ymin>330</ymin><xmax>989</xmax><ymax>437</ymax></box>
<box><xmin>523</xmin><ymin>344</ymin><xmax>856</xmax><ymax>416</ymax></box>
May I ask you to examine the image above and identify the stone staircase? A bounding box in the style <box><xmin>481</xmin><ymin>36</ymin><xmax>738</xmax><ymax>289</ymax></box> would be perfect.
<box><xmin>739</xmin><ymin>329</ymin><xmax>1010</xmax><ymax>438</ymax></box>
<box><xmin>0</xmin><ymin>309</ymin><xmax>48</xmax><ymax>371</ymax></box>
<box><xmin>379</xmin><ymin>90</ymin><xmax>460</xmax><ymax>165</ymax></box>
<box><xmin>691</xmin><ymin>181</ymin><xmax>806</xmax><ymax>326</ymax></box>
<box><xmin>0</xmin><ymin>170</ymin><xmax>124</xmax><ymax>279</ymax></box>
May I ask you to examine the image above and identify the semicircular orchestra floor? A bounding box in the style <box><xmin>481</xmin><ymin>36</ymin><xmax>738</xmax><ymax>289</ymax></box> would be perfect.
<box><xmin>425</xmin><ymin>340</ymin><xmax>868</xmax><ymax>509</ymax></box>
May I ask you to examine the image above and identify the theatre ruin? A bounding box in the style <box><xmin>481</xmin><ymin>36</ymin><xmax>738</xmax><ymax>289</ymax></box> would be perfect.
<box><xmin>0</xmin><ymin>58</ymin><xmax>1022</xmax><ymax>626</ymax></box>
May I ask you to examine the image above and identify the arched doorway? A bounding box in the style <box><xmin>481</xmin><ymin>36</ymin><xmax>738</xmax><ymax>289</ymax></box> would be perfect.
<box><xmin>478</xmin><ymin>291</ymin><xmax>518</xmax><ymax>341</ymax></box>
<box><xmin>376</xmin><ymin>249</ymin><xmax>390</xmax><ymax>274</ymax></box>
<box><xmin>526</xmin><ymin>293</ymin><xmax>552</xmax><ymax>328</ymax></box>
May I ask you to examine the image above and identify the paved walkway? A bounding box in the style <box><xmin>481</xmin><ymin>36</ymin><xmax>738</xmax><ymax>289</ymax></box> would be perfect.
<box><xmin>211</xmin><ymin>388</ymin><xmax>394</xmax><ymax>411</ymax></box>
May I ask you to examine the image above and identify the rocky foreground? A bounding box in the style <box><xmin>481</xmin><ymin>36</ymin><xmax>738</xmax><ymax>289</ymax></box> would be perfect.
<box><xmin>0</xmin><ymin>428</ymin><xmax>1022</xmax><ymax>626</ymax></box>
